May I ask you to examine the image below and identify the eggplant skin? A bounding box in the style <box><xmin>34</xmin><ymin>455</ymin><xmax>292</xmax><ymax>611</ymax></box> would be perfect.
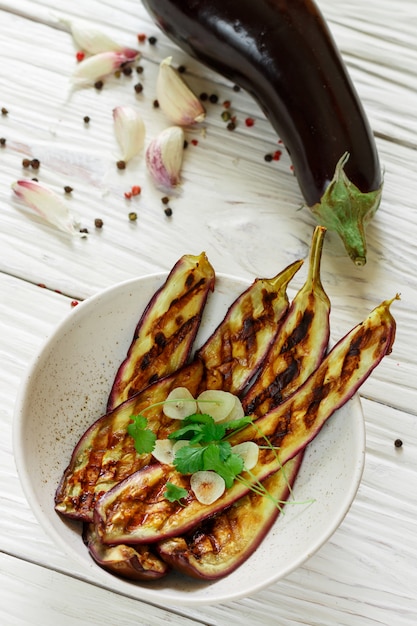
<box><xmin>142</xmin><ymin>0</ymin><xmax>381</xmax><ymax>206</ymax></box>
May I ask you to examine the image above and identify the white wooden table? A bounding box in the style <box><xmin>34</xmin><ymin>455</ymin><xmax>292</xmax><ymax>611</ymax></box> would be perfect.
<box><xmin>1</xmin><ymin>1</ymin><xmax>416</xmax><ymax>624</ymax></box>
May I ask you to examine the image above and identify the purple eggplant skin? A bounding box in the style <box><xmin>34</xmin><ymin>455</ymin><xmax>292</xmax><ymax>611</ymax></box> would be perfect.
<box><xmin>142</xmin><ymin>0</ymin><xmax>382</xmax><ymax>264</ymax></box>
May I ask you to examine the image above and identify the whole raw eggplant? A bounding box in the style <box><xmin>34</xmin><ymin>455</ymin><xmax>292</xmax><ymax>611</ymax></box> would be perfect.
<box><xmin>142</xmin><ymin>0</ymin><xmax>383</xmax><ymax>265</ymax></box>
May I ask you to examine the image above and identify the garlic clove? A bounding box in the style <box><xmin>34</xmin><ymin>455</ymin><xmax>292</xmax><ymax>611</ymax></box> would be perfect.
<box><xmin>113</xmin><ymin>106</ymin><xmax>145</xmax><ymax>162</ymax></box>
<box><xmin>65</xmin><ymin>19</ymin><xmax>138</xmax><ymax>55</ymax></box>
<box><xmin>156</xmin><ymin>56</ymin><xmax>206</xmax><ymax>126</ymax></box>
<box><xmin>145</xmin><ymin>126</ymin><xmax>185</xmax><ymax>191</ymax></box>
<box><xmin>152</xmin><ymin>439</ymin><xmax>175</xmax><ymax>465</ymax></box>
<box><xmin>163</xmin><ymin>387</ymin><xmax>197</xmax><ymax>420</ymax></box>
<box><xmin>190</xmin><ymin>471</ymin><xmax>225</xmax><ymax>505</ymax></box>
<box><xmin>197</xmin><ymin>390</ymin><xmax>236</xmax><ymax>422</ymax></box>
<box><xmin>11</xmin><ymin>179</ymin><xmax>83</xmax><ymax>236</ymax></box>
<box><xmin>231</xmin><ymin>442</ymin><xmax>260</xmax><ymax>471</ymax></box>
<box><xmin>71</xmin><ymin>50</ymin><xmax>139</xmax><ymax>87</ymax></box>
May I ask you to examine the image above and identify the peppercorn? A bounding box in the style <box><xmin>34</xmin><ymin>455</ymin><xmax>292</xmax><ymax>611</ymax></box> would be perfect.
<box><xmin>233</xmin><ymin>84</ymin><xmax>240</xmax><ymax>92</ymax></box>
<box><xmin>79</xmin><ymin>227</ymin><xmax>89</xmax><ymax>234</ymax></box>
<box><xmin>94</xmin><ymin>218</ymin><xmax>104</xmax><ymax>229</ymax></box>
<box><xmin>94</xmin><ymin>80</ymin><xmax>104</xmax><ymax>90</ymax></box>
<box><xmin>227</xmin><ymin>121</ymin><xmax>236</xmax><ymax>131</ymax></box>
<box><xmin>70</xmin><ymin>300</ymin><xmax>79</xmax><ymax>308</ymax></box>
<box><xmin>209</xmin><ymin>93</ymin><xmax>218</xmax><ymax>104</ymax></box>
<box><xmin>164</xmin><ymin>207</ymin><xmax>173</xmax><ymax>217</ymax></box>
<box><xmin>128</xmin><ymin>211</ymin><xmax>138</xmax><ymax>221</ymax></box>
<box><xmin>31</xmin><ymin>158</ymin><xmax>40</xmax><ymax>170</ymax></box>
<box><xmin>199</xmin><ymin>92</ymin><xmax>208</xmax><ymax>101</ymax></box>
<box><xmin>83</xmin><ymin>115</ymin><xmax>90</xmax><ymax>124</ymax></box>
<box><xmin>137</xmin><ymin>33</ymin><xmax>146</xmax><ymax>43</ymax></box>
<box><xmin>153</xmin><ymin>99</ymin><xmax>159</xmax><ymax>108</ymax></box>
<box><xmin>131</xmin><ymin>185</ymin><xmax>141</xmax><ymax>196</ymax></box>
<box><xmin>394</xmin><ymin>439</ymin><xmax>403</xmax><ymax>448</ymax></box>
<box><xmin>1</xmin><ymin>107</ymin><xmax>8</xmax><ymax>115</ymax></box>
<box><xmin>134</xmin><ymin>82</ymin><xmax>143</xmax><ymax>94</ymax></box>
<box><xmin>178</xmin><ymin>65</ymin><xmax>186</xmax><ymax>73</ymax></box>
<box><xmin>0</xmin><ymin>137</ymin><xmax>6</xmax><ymax>146</ymax></box>
<box><xmin>264</xmin><ymin>153</ymin><xmax>273</xmax><ymax>162</ymax></box>
<box><xmin>22</xmin><ymin>158</ymin><xmax>31</xmax><ymax>168</ymax></box>
<box><xmin>122</xmin><ymin>66</ymin><xmax>133</xmax><ymax>76</ymax></box>
<box><xmin>148</xmin><ymin>36</ymin><xmax>157</xmax><ymax>45</ymax></box>
<box><xmin>64</xmin><ymin>186</ymin><xmax>73</xmax><ymax>194</ymax></box>
<box><xmin>245</xmin><ymin>117</ymin><xmax>255</xmax><ymax>127</ymax></box>
<box><xmin>136</xmin><ymin>65</ymin><xmax>144</xmax><ymax>74</ymax></box>
<box><xmin>161</xmin><ymin>196</ymin><xmax>170</xmax><ymax>205</ymax></box>
<box><xmin>116</xmin><ymin>160</ymin><xmax>126</xmax><ymax>170</ymax></box>
<box><xmin>76</xmin><ymin>51</ymin><xmax>85</xmax><ymax>62</ymax></box>
<box><xmin>221</xmin><ymin>110</ymin><xmax>231</xmax><ymax>122</ymax></box>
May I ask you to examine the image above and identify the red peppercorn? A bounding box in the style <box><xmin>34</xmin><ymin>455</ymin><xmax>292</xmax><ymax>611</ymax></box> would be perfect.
<box><xmin>191</xmin><ymin>139</ymin><xmax>199</xmax><ymax>146</ymax></box>
<box><xmin>273</xmin><ymin>150</ymin><xmax>282</xmax><ymax>161</ymax></box>
<box><xmin>76</xmin><ymin>51</ymin><xmax>85</xmax><ymax>62</ymax></box>
<box><xmin>124</xmin><ymin>191</ymin><xmax>132</xmax><ymax>199</ymax></box>
<box><xmin>245</xmin><ymin>117</ymin><xmax>255</xmax><ymax>127</ymax></box>
<box><xmin>131</xmin><ymin>185</ymin><xmax>141</xmax><ymax>196</ymax></box>
<box><xmin>71</xmin><ymin>300</ymin><xmax>79</xmax><ymax>308</ymax></box>
<box><xmin>223</xmin><ymin>100</ymin><xmax>231</xmax><ymax>109</ymax></box>
<box><xmin>137</xmin><ymin>33</ymin><xmax>147</xmax><ymax>43</ymax></box>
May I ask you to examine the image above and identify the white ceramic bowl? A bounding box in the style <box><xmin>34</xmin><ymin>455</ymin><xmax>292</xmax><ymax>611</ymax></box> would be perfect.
<box><xmin>13</xmin><ymin>272</ymin><xmax>365</xmax><ymax>606</ymax></box>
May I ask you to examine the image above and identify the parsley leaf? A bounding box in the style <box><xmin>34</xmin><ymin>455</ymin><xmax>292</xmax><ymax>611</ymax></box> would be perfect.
<box><xmin>173</xmin><ymin>444</ymin><xmax>205</xmax><ymax>474</ymax></box>
<box><xmin>127</xmin><ymin>414</ymin><xmax>157</xmax><ymax>454</ymax></box>
<box><xmin>164</xmin><ymin>482</ymin><xmax>188</xmax><ymax>503</ymax></box>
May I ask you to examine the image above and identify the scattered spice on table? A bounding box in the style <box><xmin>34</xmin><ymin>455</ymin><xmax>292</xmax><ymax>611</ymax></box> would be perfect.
<box><xmin>0</xmin><ymin>137</ymin><xmax>6</xmax><ymax>146</ymax></box>
<box><xmin>148</xmin><ymin>36</ymin><xmax>157</xmax><ymax>45</ymax></box>
<box><xmin>64</xmin><ymin>186</ymin><xmax>73</xmax><ymax>194</ymax></box>
<box><xmin>94</xmin><ymin>80</ymin><xmax>104</xmax><ymax>90</ymax></box>
<box><xmin>116</xmin><ymin>160</ymin><xmax>126</xmax><ymax>170</ymax></box>
<box><xmin>1</xmin><ymin>107</ymin><xmax>8</xmax><ymax>115</ymax></box>
<box><xmin>94</xmin><ymin>218</ymin><xmax>103</xmax><ymax>229</ymax></box>
<box><xmin>164</xmin><ymin>207</ymin><xmax>173</xmax><ymax>217</ymax></box>
<box><xmin>128</xmin><ymin>211</ymin><xmax>137</xmax><ymax>221</ymax></box>
<box><xmin>83</xmin><ymin>115</ymin><xmax>90</xmax><ymax>124</ymax></box>
<box><xmin>134</xmin><ymin>82</ymin><xmax>143</xmax><ymax>94</ymax></box>
<box><xmin>30</xmin><ymin>158</ymin><xmax>40</xmax><ymax>170</ymax></box>
<box><xmin>394</xmin><ymin>439</ymin><xmax>403</xmax><ymax>448</ymax></box>
<box><xmin>76</xmin><ymin>51</ymin><xmax>85</xmax><ymax>62</ymax></box>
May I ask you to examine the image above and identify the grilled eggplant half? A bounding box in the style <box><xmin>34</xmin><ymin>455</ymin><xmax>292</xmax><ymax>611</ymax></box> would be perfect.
<box><xmin>107</xmin><ymin>252</ymin><xmax>215</xmax><ymax>411</ymax></box>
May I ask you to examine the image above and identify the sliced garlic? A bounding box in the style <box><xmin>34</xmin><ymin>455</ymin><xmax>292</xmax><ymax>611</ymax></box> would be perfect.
<box><xmin>11</xmin><ymin>179</ymin><xmax>83</xmax><ymax>236</ymax></box>
<box><xmin>197</xmin><ymin>390</ymin><xmax>236</xmax><ymax>422</ymax></box>
<box><xmin>113</xmin><ymin>106</ymin><xmax>145</xmax><ymax>162</ymax></box>
<box><xmin>226</xmin><ymin>395</ymin><xmax>245</xmax><ymax>422</ymax></box>
<box><xmin>145</xmin><ymin>126</ymin><xmax>184</xmax><ymax>191</ymax></box>
<box><xmin>163</xmin><ymin>387</ymin><xmax>197</xmax><ymax>420</ymax></box>
<box><xmin>172</xmin><ymin>440</ymin><xmax>190</xmax><ymax>454</ymax></box>
<box><xmin>190</xmin><ymin>470</ymin><xmax>225</xmax><ymax>505</ymax></box>
<box><xmin>152</xmin><ymin>439</ymin><xmax>175</xmax><ymax>465</ymax></box>
<box><xmin>231</xmin><ymin>442</ymin><xmax>260</xmax><ymax>471</ymax></box>
<box><xmin>71</xmin><ymin>50</ymin><xmax>139</xmax><ymax>88</ymax></box>
<box><xmin>156</xmin><ymin>56</ymin><xmax>206</xmax><ymax>126</ymax></box>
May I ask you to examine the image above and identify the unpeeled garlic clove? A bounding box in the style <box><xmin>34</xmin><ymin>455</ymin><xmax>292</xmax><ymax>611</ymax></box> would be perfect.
<box><xmin>71</xmin><ymin>50</ymin><xmax>139</xmax><ymax>87</ymax></box>
<box><xmin>145</xmin><ymin>126</ymin><xmax>185</xmax><ymax>191</ymax></box>
<box><xmin>64</xmin><ymin>19</ymin><xmax>138</xmax><ymax>55</ymax></box>
<box><xmin>156</xmin><ymin>56</ymin><xmax>206</xmax><ymax>126</ymax></box>
<box><xmin>11</xmin><ymin>179</ymin><xmax>83</xmax><ymax>236</ymax></box>
<box><xmin>113</xmin><ymin>106</ymin><xmax>145</xmax><ymax>162</ymax></box>
<box><xmin>190</xmin><ymin>471</ymin><xmax>225</xmax><ymax>505</ymax></box>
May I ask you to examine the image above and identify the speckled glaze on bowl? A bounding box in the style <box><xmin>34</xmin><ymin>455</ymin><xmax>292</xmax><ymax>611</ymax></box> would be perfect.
<box><xmin>13</xmin><ymin>273</ymin><xmax>365</xmax><ymax>606</ymax></box>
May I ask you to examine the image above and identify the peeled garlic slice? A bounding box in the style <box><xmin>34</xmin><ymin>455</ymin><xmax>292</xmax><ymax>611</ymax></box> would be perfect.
<box><xmin>190</xmin><ymin>470</ymin><xmax>225</xmax><ymax>505</ymax></box>
<box><xmin>225</xmin><ymin>395</ymin><xmax>245</xmax><ymax>422</ymax></box>
<box><xmin>163</xmin><ymin>387</ymin><xmax>197</xmax><ymax>420</ymax></box>
<box><xmin>152</xmin><ymin>439</ymin><xmax>175</xmax><ymax>465</ymax></box>
<box><xmin>231</xmin><ymin>441</ymin><xmax>260</xmax><ymax>471</ymax></box>
<box><xmin>197</xmin><ymin>390</ymin><xmax>236</xmax><ymax>422</ymax></box>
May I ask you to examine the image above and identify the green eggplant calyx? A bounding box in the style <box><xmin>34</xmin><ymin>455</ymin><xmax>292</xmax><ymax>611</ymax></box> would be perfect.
<box><xmin>309</xmin><ymin>153</ymin><xmax>383</xmax><ymax>266</ymax></box>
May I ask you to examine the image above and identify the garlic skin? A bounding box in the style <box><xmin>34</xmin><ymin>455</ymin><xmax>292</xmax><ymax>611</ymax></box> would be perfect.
<box><xmin>113</xmin><ymin>106</ymin><xmax>146</xmax><ymax>162</ymax></box>
<box><xmin>156</xmin><ymin>57</ymin><xmax>206</xmax><ymax>126</ymax></box>
<box><xmin>146</xmin><ymin>126</ymin><xmax>185</xmax><ymax>190</ymax></box>
<box><xmin>71</xmin><ymin>50</ymin><xmax>139</xmax><ymax>87</ymax></box>
<box><xmin>66</xmin><ymin>20</ymin><xmax>137</xmax><ymax>55</ymax></box>
<box><xmin>12</xmin><ymin>180</ymin><xmax>82</xmax><ymax>236</ymax></box>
